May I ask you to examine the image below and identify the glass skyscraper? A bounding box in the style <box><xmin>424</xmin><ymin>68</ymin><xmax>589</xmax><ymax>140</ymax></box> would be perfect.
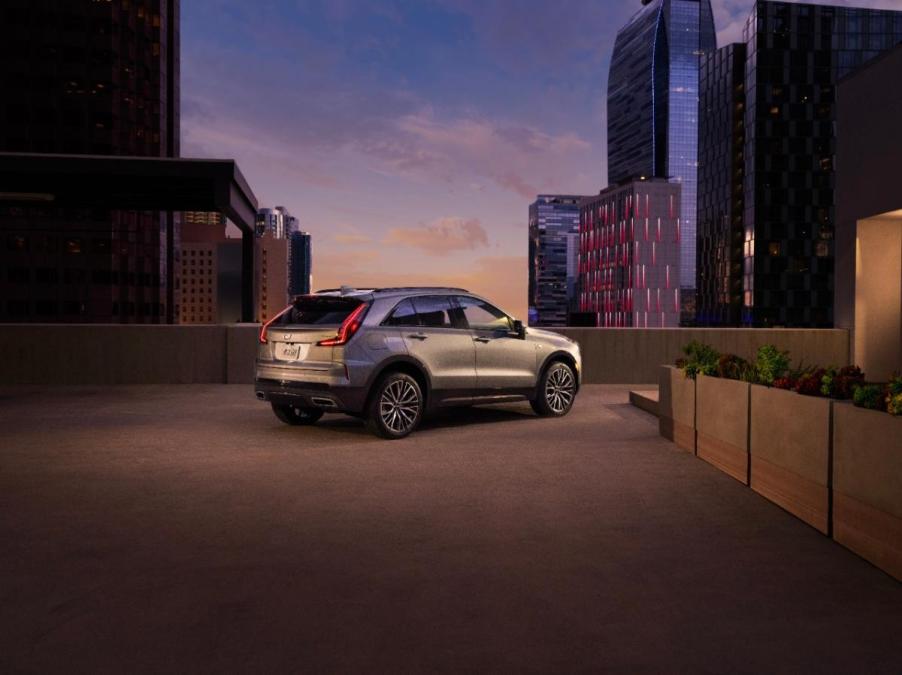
<box><xmin>608</xmin><ymin>0</ymin><xmax>716</xmax><ymax>321</ymax></box>
<box><xmin>528</xmin><ymin>196</ymin><xmax>581</xmax><ymax>327</ymax></box>
<box><xmin>288</xmin><ymin>231</ymin><xmax>312</xmax><ymax>297</ymax></box>
<box><xmin>696</xmin><ymin>1</ymin><xmax>902</xmax><ymax>327</ymax></box>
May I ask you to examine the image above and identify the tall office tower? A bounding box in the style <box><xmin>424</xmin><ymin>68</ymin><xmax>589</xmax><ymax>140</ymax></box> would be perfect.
<box><xmin>288</xmin><ymin>231</ymin><xmax>313</xmax><ymax>297</ymax></box>
<box><xmin>608</xmin><ymin>0</ymin><xmax>717</xmax><ymax>322</ymax></box>
<box><xmin>578</xmin><ymin>179</ymin><xmax>682</xmax><ymax>328</ymax></box>
<box><xmin>255</xmin><ymin>231</ymin><xmax>289</xmax><ymax>324</ymax></box>
<box><xmin>528</xmin><ymin>196</ymin><xmax>582</xmax><ymax>326</ymax></box>
<box><xmin>0</xmin><ymin>0</ymin><xmax>181</xmax><ymax>324</ymax></box>
<box><xmin>732</xmin><ymin>1</ymin><xmax>902</xmax><ymax>327</ymax></box>
<box><xmin>696</xmin><ymin>43</ymin><xmax>747</xmax><ymax>327</ymax></box>
<box><xmin>256</xmin><ymin>207</ymin><xmax>298</xmax><ymax>240</ymax></box>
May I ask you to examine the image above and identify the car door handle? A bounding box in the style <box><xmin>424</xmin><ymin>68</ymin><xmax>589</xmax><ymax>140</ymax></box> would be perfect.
<box><xmin>473</xmin><ymin>337</ymin><xmax>491</xmax><ymax>343</ymax></box>
<box><xmin>407</xmin><ymin>333</ymin><xmax>428</xmax><ymax>341</ymax></box>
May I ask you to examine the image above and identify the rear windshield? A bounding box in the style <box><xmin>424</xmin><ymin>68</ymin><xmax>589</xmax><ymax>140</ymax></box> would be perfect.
<box><xmin>275</xmin><ymin>296</ymin><xmax>364</xmax><ymax>326</ymax></box>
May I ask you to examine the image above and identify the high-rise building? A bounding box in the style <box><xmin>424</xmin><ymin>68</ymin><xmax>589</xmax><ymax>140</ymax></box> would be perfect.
<box><xmin>0</xmin><ymin>0</ymin><xmax>181</xmax><ymax>324</ymax></box>
<box><xmin>255</xmin><ymin>231</ymin><xmax>289</xmax><ymax>324</ymax></box>
<box><xmin>578</xmin><ymin>178</ymin><xmax>682</xmax><ymax>328</ymax></box>
<box><xmin>256</xmin><ymin>207</ymin><xmax>298</xmax><ymax>240</ymax></box>
<box><xmin>696</xmin><ymin>43</ymin><xmax>747</xmax><ymax>327</ymax></box>
<box><xmin>179</xmin><ymin>212</ymin><xmax>225</xmax><ymax>325</ymax></box>
<box><xmin>608</xmin><ymin>0</ymin><xmax>716</xmax><ymax>320</ymax></box>
<box><xmin>528</xmin><ymin>196</ymin><xmax>581</xmax><ymax>326</ymax></box>
<box><xmin>288</xmin><ymin>231</ymin><xmax>313</xmax><ymax>297</ymax></box>
<box><xmin>696</xmin><ymin>1</ymin><xmax>902</xmax><ymax>327</ymax></box>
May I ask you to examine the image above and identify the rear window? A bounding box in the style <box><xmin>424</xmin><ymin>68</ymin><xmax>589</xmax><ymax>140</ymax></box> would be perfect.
<box><xmin>275</xmin><ymin>296</ymin><xmax>364</xmax><ymax>326</ymax></box>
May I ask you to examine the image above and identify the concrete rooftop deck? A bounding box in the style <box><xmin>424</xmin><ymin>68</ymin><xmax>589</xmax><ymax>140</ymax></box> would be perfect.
<box><xmin>1</xmin><ymin>385</ymin><xmax>901</xmax><ymax>672</ymax></box>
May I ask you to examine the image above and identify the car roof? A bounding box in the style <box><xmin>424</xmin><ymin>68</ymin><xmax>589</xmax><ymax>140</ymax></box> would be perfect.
<box><xmin>312</xmin><ymin>286</ymin><xmax>472</xmax><ymax>300</ymax></box>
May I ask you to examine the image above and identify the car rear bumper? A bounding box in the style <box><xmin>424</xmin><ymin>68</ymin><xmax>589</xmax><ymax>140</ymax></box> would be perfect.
<box><xmin>254</xmin><ymin>378</ymin><xmax>369</xmax><ymax>415</ymax></box>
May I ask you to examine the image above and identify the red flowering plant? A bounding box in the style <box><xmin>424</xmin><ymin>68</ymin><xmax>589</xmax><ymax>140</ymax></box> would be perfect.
<box><xmin>795</xmin><ymin>368</ymin><xmax>828</xmax><ymax>397</ymax></box>
<box><xmin>820</xmin><ymin>365</ymin><xmax>865</xmax><ymax>400</ymax></box>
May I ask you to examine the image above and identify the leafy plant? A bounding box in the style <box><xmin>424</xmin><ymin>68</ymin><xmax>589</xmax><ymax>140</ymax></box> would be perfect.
<box><xmin>716</xmin><ymin>353</ymin><xmax>753</xmax><ymax>381</ymax></box>
<box><xmin>755</xmin><ymin>345</ymin><xmax>791</xmax><ymax>386</ymax></box>
<box><xmin>795</xmin><ymin>368</ymin><xmax>827</xmax><ymax>397</ymax></box>
<box><xmin>680</xmin><ymin>341</ymin><xmax>720</xmax><ymax>380</ymax></box>
<box><xmin>889</xmin><ymin>393</ymin><xmax>902</xmax><ymax>417</ymax></box>
<box><xmin>824</xmin><ymin>365</ymin><xmax>865</xmax><ymax>400</ymax></box>
<box><xmin>887</xmin><ymin>376</ymin><xmax>902</xmax><ymax>416</ymax></box>
<box><xmin>853</xmin><ymin>384</ymin><xmax>885</xmax><ymax>411</ymax></box>
<box><xmin>773</xmin><ymin>377</ymin><xmax>795</xmax><ymax>390</ymax></box>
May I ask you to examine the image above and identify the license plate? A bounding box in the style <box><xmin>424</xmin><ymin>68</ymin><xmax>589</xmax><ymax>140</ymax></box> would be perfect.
<box><xmin>275</xmin><ymin>342</ymin><xmax>310</xmax><ymax>361</ymax></box>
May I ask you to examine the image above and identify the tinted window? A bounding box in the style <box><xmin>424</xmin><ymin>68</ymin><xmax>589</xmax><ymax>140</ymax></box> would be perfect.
<box><xmin>276</xmin><ymin>296</ymin><xmax>363</xmax><ymax>326</ymax></box>
<box><xmin>383</xmin><ymin>298</ymin><xmax>420</xmax><ymax>327</ymax></box>
<box><xmin>456</xmin><ymin>296</ymin><xmax>511</xmax><ymax>332</ymax></box>
<box><xmin>411</xmin><ymin>295</ymin><xmax>459</xmax><ymax>329</ymax></box>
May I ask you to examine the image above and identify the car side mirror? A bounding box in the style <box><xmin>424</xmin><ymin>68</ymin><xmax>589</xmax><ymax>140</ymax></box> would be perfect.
<box><xmin>512</xmin><ymin>319</ymin><xmax>526</xmax><ymax>340</ymax></box>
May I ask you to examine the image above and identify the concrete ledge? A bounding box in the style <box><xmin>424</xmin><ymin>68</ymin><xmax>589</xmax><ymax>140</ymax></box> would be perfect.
<box><xmin>0</xmin><ymin>325</ymin><xmax>851</xmax><ymax>386</ymax></box>
<box><xmin>552</xmin><ymin>328</ymin><xmax>849</xmax><ymax>384</ymax></box>
<box><xmin>751</xmin><ymin>455</ymin><xmax>830</xmax><ymax>534</ymax></box>
<box><xmin>629</xmin><ymin>389</ymin><xmax>659</xmax><ymax>416</ymax></box>
<box><xmin>658</xmin><ymin>366</ymin><xmax>695</xmax><ymax>453</ymax></box>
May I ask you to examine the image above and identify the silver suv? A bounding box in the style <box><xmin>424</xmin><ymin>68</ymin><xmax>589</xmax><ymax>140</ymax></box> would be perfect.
<box><xmin>255</xmin><ymin>287</ymin><xmax>581</xmax><ymax>439</ymax></box>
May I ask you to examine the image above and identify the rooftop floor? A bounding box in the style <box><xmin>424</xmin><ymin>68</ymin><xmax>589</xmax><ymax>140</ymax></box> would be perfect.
<box><xmin>2</xmin><ymin>385</ymin><xmax>901</xmax><ymax>672</ymax></box>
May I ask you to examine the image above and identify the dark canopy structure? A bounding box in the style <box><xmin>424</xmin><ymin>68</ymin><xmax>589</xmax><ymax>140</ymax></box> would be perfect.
<box><xmin>0</xmin><ymin>152</ymin><xmax>259</xmax><ymax>321</ymax></box>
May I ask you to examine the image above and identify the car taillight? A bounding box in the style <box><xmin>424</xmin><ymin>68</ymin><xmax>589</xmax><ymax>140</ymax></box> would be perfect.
<box><xmin>317</xmin><ymin>303</ymin><xmax>368</xmax><ymax>347</ymax></box>
<box><xmin>259</xmin><ymin>305</ymin><xmax>292</xmax><ymax>344</ymax></box>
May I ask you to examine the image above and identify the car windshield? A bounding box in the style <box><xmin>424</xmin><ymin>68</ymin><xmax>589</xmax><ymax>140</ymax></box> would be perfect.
<box><xmin>276</xmin><ymin>296</ymin><xmax>364</xmax><ymax>326</ymax></box>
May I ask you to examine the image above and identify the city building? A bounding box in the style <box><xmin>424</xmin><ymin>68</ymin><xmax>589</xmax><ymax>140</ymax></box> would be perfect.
<box><xmin>608</xmin><ymin>0</ymin><xmax>717</xmax><ymax>321</ymax></box>
<box><xmin>528</xmin><ymin>196</ymin><xmax>581</xmax><ymax>326</ymax></box>
<box><xmin>288</xmin><ymin>231</ymin><xmax>313</xmax><ymax>297</ymax></box>
<box><xmin>698</xmin><ymin>1</ymin><xmax>902</xmax><ymax>327</ymax></box>
<box><xmin>256</xmin><ymin>206</ymin><xmax>298</xmax><ymax>240</ymax></box>
<box><xmin>696</xmin><ymin>42</ymin><xmax>747</xmax><ymax>327</ymax></box>
<box><xmin>835</xmin><ymin>43</ymin><xmax>902</xmax><ymax>378</ymax></box>
<box><xmin>255</xmin><ymin>231</ymin><xmax>289</xmax><ymax>324</ymax></box>
<box><xmin>179</xmin><ymin>212</ymin><xmax>226</xmax><ymax>325</ymax></box>
<box><xmin>578</xmin><ymin>178</ymin><xmax>682</xmax><ymax>328</ymax></box>
<box><xmin>0</xmin><ymin>0</ymin><xmax>181</xmax><ymax>324</ymax></box>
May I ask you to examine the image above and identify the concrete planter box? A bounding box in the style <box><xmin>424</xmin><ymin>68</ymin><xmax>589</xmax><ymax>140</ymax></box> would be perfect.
<box><xmin>658</xmin><ymin>366</ymin><xmax>695</xmax><ymax>453</ymax></box>
<box><xmin>833</xmin><ymin>404</ymin><xmax>902</xmax><ymax>581</ymax></box>
<box><xmin>696</xmin><ymin>375</ymin><xmax>750</xmax><ymax>485</ymax></box>
<box><xmin>750</xmin><ymin>386</ymin><xmax>832</xmax><ymax>534</ymax></box>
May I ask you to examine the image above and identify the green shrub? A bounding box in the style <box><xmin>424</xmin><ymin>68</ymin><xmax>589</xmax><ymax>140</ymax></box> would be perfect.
<box><xmin>853</xmin><ymin>384</ymin><xmax>884</xmax><ymax>411</ymax></box>
<box><xmin>755</xmin><ymin>345</ymin><xmax>791</xmax><ymax>386</ymax></box>
<box><xmin>680</xmin><ymin>340</ymin><xmax>720</xmax><ymax>380</ymax></box>
<box><xmin>716</xmin><ymin>354</ymin><xmax>753</xmax><ymax>381</ymax></box>
<box><xmin>889</xmin><ymin>394</ymin><xmax>902</xmax><ymax>416</ymax></box>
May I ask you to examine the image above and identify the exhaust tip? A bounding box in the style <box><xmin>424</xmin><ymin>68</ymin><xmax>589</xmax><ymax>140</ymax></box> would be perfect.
<box><xmin>255</xmin><ymin>391</ymin><xmax>266</xmax><ymax>401</ymax></box>
<box><xmin>311</xmin><ymin>397</ymin><xmax>338</xmax><ymax>409</ymax></box>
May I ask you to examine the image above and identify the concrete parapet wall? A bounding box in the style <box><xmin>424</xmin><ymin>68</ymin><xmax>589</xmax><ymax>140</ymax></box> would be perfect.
<box><xmin>0</xmin><ymin>325</ymin><xmax>849</xmax><ymax>385</ymax></box>
<box><xmin>551</xmin><ymin>328</ymin><xmax>849</xmax><ymax>384</ymax></box>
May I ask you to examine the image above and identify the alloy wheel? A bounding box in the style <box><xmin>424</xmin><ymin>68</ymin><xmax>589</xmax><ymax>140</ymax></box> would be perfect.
<box><xmin>379</xmin><ymin>379</ymin><xmax>421</xmax><ymax>434</ymax></box>
<box><xmin>545</xmin><ymin>366</ymin><xmax>575</xmax><ymax>414</ymax></box>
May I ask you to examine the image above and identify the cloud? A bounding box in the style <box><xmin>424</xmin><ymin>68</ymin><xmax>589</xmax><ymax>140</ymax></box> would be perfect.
<box><xmin>385</xmin><ymin>217</ymin><xmax>490</xmax><ymax>255</ymax></box>
<box><xmin>333</xmin><ymin>233</ymin><xmax>373</xmax><ymax>245</ymax></box>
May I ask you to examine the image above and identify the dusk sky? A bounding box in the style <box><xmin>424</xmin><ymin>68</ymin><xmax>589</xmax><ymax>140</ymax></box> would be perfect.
<box><xmin>182</xmin><ymin>0</ymin><xmax>899</xmax><ymax>319</ymax></box>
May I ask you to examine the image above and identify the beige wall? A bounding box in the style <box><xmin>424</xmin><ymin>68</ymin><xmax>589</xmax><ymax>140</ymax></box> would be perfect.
<box><xmin>0</xmin><ymin>326</ymin><xmax>849</xmax><ymax>386</ymax></box>
<box><xmin>854</xmin><ymin>216</ymin><xmax>902</xmax><ymax>379</ymax></box>
<box><xmin>551</xmin><ymin>328</ymin><xmax>849</xmax><ymax>384</ymax></box>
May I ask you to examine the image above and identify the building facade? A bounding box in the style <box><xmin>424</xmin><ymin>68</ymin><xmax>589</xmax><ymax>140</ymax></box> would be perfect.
<box><xmin>734</xmin><ymin>1</ymin><xmax>902</xmax><ymax>327</ymax></box>
<box><xmin>608</xmin><ymin>0</ymin><xmax>717</xmax><ymax>319</ymax></box>
<box><xmin>256</xmin><ymin>207</ymin><xmax>298</xmax><ymax>240</ymax></box>
<box><xmin>528</xmin><ymin>196</ymin><xmax>581</xmax><ymax>326</ymax></box>
<box><xmin>696</xmin><ymin>43</ymin><xmax>747</xmax><ymax>327</ymax></box>
<box><xmin>288</xmin><ymin>231</ymin><xmax>313</xmax><ymax>297</ymax></box>
<box><xmin>0</xmin><ymin>0</ymin><xmax>181</xmax><ymax>324</ymax></box>
<box><xmin>578</xmin><ymin>179</ymin><xmax>682</xmax><ymax>328</ymax></box>
<box><xmin>255</xmin><ymin>231</ymin><xmax>289</xmax><ymax>324</ymax></box>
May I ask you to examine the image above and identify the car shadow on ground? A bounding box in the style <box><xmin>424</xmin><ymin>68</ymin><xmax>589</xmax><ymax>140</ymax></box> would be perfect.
<box><xmin>312</xmin><ymin>403</ymin><xmax>541</xmax><ymax>437</ymax></box>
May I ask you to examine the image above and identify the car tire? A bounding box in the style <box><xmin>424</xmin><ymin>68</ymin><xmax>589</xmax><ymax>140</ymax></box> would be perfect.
<box><xmin>530</xmin><ymin>361</ymin><xmax>577</xmax><ymax>417</ymax></box>
<box><xmin>366</xmin><ymin>372</ymin><xmax>423</xmax><ymax>439</ymax></box>
<box><xmin>271</xmin><ymin>402</ymin><xmax>324</xmax><ymax>426</ymax></box>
